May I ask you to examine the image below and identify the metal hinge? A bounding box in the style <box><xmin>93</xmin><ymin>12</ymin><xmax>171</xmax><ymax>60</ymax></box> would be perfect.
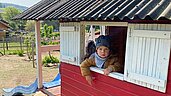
<box><xmin>129</xmin><ymin>28</ymin><xmax>132</xmax><ymax>37</ymax></box>
<box><xmin>127</xmin><ymin>70</ymin><xmax>129</xmax><ymax>77</ymax></box>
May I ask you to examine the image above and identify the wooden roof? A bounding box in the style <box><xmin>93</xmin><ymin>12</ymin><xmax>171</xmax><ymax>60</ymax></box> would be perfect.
<box><xmin>13</xmin><ymin>0</ymin><xmax>171</xmax><ymax>22</ymax></box>
<box><xmin>0</xmin><ymin>19</ymin><xmax>10</xmax><ymax>28</ymax></box>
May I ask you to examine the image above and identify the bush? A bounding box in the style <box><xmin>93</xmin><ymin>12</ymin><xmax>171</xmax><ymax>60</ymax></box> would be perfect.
<box><xmin>42</xmin><ymin>55</ymin><xmax>59</xmax><ymax>67</ymax></box>
<box><xmin>17</xmin><ymin>50</ymin><xmax>24</xmax><ymax>57</ymax></box>
<box><xmin>7</xmin><ymin>50</ymin><xmax>18</xmax><ymax>55</ymax></box>
<box><xmin>51</xmin><ymin>56</ymin><xmax>59</xmax><ymax>63</ymax></box>
<box><xmin>53</xmin><ymin>32</ymin><xmax>60</xmax><ymax>37</ymax></box>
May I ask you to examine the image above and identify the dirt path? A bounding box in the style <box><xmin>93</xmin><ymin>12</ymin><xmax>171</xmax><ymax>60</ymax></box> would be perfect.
<box><xmin>0</xmin><ymin>51</ymin><xmax>60</xmax><ymax>95</ymax></box>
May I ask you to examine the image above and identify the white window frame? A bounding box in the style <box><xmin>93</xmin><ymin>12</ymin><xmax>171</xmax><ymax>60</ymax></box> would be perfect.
<box><xmin>83</xmin><ymin>21</ymin><xmax>128</xmax><ymax>81</ymax></box>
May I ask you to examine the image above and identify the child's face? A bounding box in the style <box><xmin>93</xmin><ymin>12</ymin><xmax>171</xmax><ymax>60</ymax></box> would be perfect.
<box><xmin>96</xmin><ymin>46</ymin><xmax>110</xmax><ymax>58</ymax></box>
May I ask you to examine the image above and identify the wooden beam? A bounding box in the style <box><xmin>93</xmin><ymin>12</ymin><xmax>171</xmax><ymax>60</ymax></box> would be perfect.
<box><xmin>41</xmin><ymin>45</ymin><xmax>60</xmax><ymax>52</ymax></box>
<box><xmin>81</xmin><ymin>21</ymin><xmax>128</xmax><ymax>26</ymax></box>
<box><xmin>35</xmin><ymin>21</ymin><xmax>43</xmax><ymax>88</ymax></box>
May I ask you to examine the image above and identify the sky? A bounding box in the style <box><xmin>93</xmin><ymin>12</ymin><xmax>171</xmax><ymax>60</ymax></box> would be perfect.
<box><xmin>0</xmin><ymin>0</ymin><xmax>42</xmax><ymax>7</ymax></box>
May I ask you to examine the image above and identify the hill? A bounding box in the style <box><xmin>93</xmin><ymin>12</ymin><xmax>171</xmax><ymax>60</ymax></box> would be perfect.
<box><xmin>0</xmin><ymin>3</ymin><xmax>28</xmax><ymax>11</ymax></box>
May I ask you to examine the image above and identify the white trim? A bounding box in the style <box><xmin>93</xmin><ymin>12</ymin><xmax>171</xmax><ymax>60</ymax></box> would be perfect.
<box><xmin>129</xmin><ymin>72</ymin><xmax>166</xmax><ymax>87</ymax></box>
<box><xmin>90</xmin><ymin>25</ymin><xmax>95</xmax><ymax>41</ymax></box>
<box><xmin>132</xmin><ymin>30</ymin><xmax>170</xmax><ymax>39</ymax></box>
<box><xmin>90</xmin><ymin>67</ymin><xmax>124</xmax><ymax>81</ymax></box>
<box><xmin>60</xmin><ymin>26</ymin><xmax>75</xmax><ymax>32</ymax></box>
<box><xmin>81</xmin><ymin>21</ymin><xmax>128</xmax><ymax>26</ymax></box>
<box><xmin>61</xmin><ymin>55</ymin><xmax>76</xmax><ymax>62</ymax></box>
<box><xmin>100</xmin><ymin>26</ymin><xmax>106</xmax><ymax>35</ymax></box>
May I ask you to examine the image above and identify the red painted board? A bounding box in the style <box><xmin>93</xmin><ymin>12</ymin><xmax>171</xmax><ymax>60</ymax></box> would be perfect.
<box><xmin>62</xmin><ymin>75</ymin><xmax>94</xmax><ymax>94</ymax></box>
<box><xmin>62</xmin><ymin>87</ymin><xmax>78</xmax><ymax>96</ymax></box>
<box><xmin>62</xmin><ymin>81</ymin><xmax>92</xmax><ymax>96</ymax></box>
<box><xmin>166</xmin><ymin>83</ymin><xmax>171</xmax><ymax>95</ymax></box>
<box><xmin>93</xmin><ymin>79</ymin><xmax>137</xmax><ymax>96</ymax></box>
<box><xmin>62</xmin><ymin>73</ymin><xmax>111</xmax><ymax>96</ymax></box>
<box><xmin>61</xmin><ymin>63</ymin><xmax>168</xmax><ymax>96</ymax></box>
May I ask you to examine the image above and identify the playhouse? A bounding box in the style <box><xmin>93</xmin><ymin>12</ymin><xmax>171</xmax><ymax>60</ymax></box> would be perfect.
<box><xmin>14</xmin><ymin>0</ymin><xmax>171</xmax><ymax>95</ymax></box>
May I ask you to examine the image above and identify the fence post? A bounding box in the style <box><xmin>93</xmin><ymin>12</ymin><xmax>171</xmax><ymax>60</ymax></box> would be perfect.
<box><xmin>5</xmin><ymin>37</ymin><xmax>8</xmax><ymax>50</ymax></box>
<box><xmin>2</xmin><ymin>37</ymin><xmax>5</xmax><ymax>55</ymax></box>
<box><xmin>20</xmin><ymin>34</ymin><xmax>23</xmax><ymax>51</ymax></box>
<box><xmin>32</xmin><ymin>41</ymin><xmax>35</xmax><ymax>68</ymax></box>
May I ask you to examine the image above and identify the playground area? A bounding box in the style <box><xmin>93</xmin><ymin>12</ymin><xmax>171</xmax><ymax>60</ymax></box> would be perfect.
<box><xmin>0</xmin><ymin>51</ymin><xmax>60</xmax><ymax>96</ymax></box>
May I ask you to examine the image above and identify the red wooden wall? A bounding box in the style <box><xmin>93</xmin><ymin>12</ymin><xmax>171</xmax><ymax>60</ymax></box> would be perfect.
<box><xmin>61</xmin><ymin>62</ymin><xmax>171</xmax><ymax>96</ymax></box>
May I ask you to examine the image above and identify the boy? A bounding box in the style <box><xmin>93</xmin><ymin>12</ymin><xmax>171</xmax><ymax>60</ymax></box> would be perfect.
<box><xmin>80</xmin><ymin>35</ymin><xmax>123</xmax><ymax>85</ymax></box>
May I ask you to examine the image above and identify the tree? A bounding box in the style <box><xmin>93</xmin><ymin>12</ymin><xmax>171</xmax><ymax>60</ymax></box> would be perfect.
<box><xmin>1</xmin><ymin>7</ymin><xmax>26</xmax><ymax>31</ymax></box>
<box><xmin>25</xmin><ymin>20</ymin><xmax>35</xmax><ymax>32</ymax></box>
<box><xmin>41</xmin><ymin>20</ymin><xmax>59</xmax><ymax>32</ymax></box>
<box><xmin>0</xmin><ymin>3</ymin><xmax>2</xmax><ymax>8</ymax></box>
<box><xmin>41</xmin><ymin>24</ymin><xmax>53</xmax><ymax>38</ymax></box>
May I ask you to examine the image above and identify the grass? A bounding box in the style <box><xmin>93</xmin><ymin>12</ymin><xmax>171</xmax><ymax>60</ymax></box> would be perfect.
<box><xmin>0</xmin><ymin>51</ymin><xmax>60</xmax><ymax>96</ymax></box>
<box><xmin>0</xmin><ymin>42</ymin><xmax>27</xmax><ymax>48</ymax></box>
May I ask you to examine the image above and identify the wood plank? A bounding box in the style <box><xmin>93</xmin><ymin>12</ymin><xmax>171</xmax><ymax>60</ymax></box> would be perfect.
<box><xmin>62</xmin><ymin>87</ymin><xmax>78</xmax><ymax>96</ymax></box>
<box><xmin>132</xmin><ymin>30</ymin><xmax>170</xmax><ymax>39</ymax></box>
<box><xmin>61</xmin><ymin>67</ymin><xmax>90</xmax><ymax>84</ymax></box>
<box><xmin>94</xmin><ymin>68</ymin><xmax>166</xmax><ymax>96</ymax></box>
<box><xmin>62</xmin><ymin>75</ymin><xmax>93</xmax><ymax>94</ymax></box>
<box><xmin>41</xmin><ymin>45</ymin><xmax>60</xmax><ymax>52</ymax></box>
<box><xmin>97</xmin><ymin>71</ymin><xmax>166</xmax><ymax>96</ymax></box>
<box><xmin>147</xmin><ymin>38</ymin><xmax>155</xmax><ymax>88</ymax></box>
<box><xmin>168</xmin><ymin>70</ymin><xmax>171</xmax><ymax>82</ymax></box>
<box><xmin>62</xmin><ymin>81</ymin><xmax>92</xmax><ymax>96</ymax></box>
<box><xmin>61</xmin><ymin>55</ymin><xmax>76</xmax><ymax>62</ymax></box>
<box><xmin>60</xmin><ymin>26</ymin><xmax>75</xmax><ymax>32</ymax></box>
<box><xmin>93</xmin><ymin>79</ymin><xmax>137</xmax><ymax>96</ymax></box>
<box><xmin>61</xmin><ymin>63</ymin><xmax>168</xmax><ymax>96</ymax></box>
<box><xmin>129</xmin><ymin>72</ymin><xmax>166</xmax><ymax>87</ymax></box>
<box><xmin>61</xmin><ymin>62</ymin><xmax>80</xmax><ymax>73</ymax></box>
<box><xmin>166</xmin><ymin>83</ymin><xmax>171</xmax><ymax>95</ymax></box>
<box><xmin>62</xmin><ymin>75</ymin><xmax>111</xmax><ymax>96</ymax></box>
<box><xmin>62</xmin><ymin>67</ymin><xmax>133</xmax><ymax>96</ymax></box>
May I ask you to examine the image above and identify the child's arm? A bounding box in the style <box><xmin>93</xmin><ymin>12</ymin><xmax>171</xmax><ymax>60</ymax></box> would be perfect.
<box><xmin>104</xmin><ymin>56</ymin><xmax>123</xmax><ymax>75</ymax></box>
<box><xmin>85</xmin><ymin>75</ymin><xmax>93</xmax><ymax>85</ymax></box>
<box><xmin>103</xmin><ymin>67</ymin><xmax>112</xmax><ymax>75</ymax></box>
<box><xmin>80</xmin><ymin>58</ymin><xmax>95</xmax><ymax>76</ymax></box>
<box><xmin>80</xmin><ymin>59</ymin><xmax>95</xmax><ymax>85</ymax></box>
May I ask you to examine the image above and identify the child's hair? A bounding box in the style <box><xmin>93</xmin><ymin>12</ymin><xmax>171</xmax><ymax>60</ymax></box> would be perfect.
<box><xmin>84</xmin><ymin>40</ymin><xmax>96</xmax><ymax>60</ymax></box>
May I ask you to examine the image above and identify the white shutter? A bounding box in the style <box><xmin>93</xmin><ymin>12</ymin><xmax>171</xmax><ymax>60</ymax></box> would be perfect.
<box><xmin>124</xmin><ymin>29</ymin><xmax>171</xmax><ymax>93</ymax></box>
<box><xmin>60</xmin><ymin>24</ymin><xmax>80</xmax><ymax>65</ymax></box>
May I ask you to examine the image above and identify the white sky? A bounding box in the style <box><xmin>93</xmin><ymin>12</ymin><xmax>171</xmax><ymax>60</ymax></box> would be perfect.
<box><xmin>0</xmin><ymin>0</ymin><xmax>41</xmax><ymax>7</ymax></box>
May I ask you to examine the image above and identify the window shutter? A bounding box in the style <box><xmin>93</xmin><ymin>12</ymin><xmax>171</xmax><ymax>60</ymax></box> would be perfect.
<box><xmin>60</xmin><ymin>25</ymin><xmax>80</xmax><ymax>65</ymax></box>
<box><xmin>124</xmin><ymin>29</ymin><xmax>170</xmax><ymax>93</ymax></box>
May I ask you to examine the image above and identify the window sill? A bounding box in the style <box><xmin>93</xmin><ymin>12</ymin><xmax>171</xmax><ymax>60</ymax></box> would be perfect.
<box><xmin>90</xmin><ymin>67</ymin><xmax>124</xmax><ymax>81</ymax></box>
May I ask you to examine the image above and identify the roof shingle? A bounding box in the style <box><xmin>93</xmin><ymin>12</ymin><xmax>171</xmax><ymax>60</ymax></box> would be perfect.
<box><xmin>13</xmin><ymin>0</ymin><xmax>171</xmax><ymax>21</ymax></box>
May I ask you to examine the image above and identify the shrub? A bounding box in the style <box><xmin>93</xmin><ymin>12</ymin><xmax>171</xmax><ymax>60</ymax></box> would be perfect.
<box><xmin>7</xmin><ymin>50</ymin><xmax>18</xmax><ymax>55</ymax></box>
<box><xmin>51</xmin><ymin>56</ymin><xmax>59</xmax><ymax>63</ymax></box>
<box><xmin>42</xmin><ymin>55</ymin><xmax>59</xmax><ymax>67</ymax></box>
<box><xmin>17</xmin><ymin>50</ymin><xmax>24</xmax><ymax>57</ymax></box>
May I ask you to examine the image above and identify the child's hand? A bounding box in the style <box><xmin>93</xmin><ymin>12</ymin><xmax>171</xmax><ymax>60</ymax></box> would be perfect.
<box><xmin>103</xmin><ymin>68</ymin><xmax>112</xmax><ymax>75</ymax></box>
<box><xmin>85</xmin><ymin>75</ymin><xmax>93</xmax><ymax>85</ymax></box>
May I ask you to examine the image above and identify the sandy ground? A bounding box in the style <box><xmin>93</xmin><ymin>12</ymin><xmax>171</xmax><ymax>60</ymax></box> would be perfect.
<box><xmin>0</xmin><ymin>51</ymin><xmax>60</xmax><ymax>96</ymax></box>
